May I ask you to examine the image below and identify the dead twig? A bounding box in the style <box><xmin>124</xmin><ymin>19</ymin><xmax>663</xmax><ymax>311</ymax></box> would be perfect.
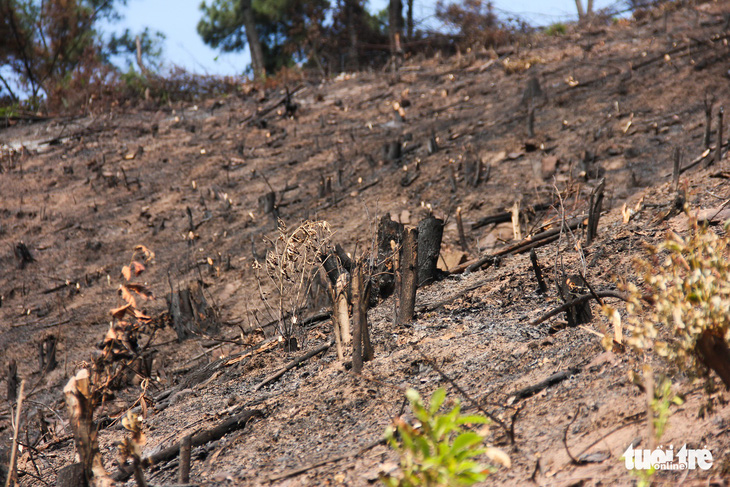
<box><xmin>563</xmin><ymin>405</ymin><xmax>583</xmax><ymax>465</ymax></box>
<box><xmin>253</xmin><ymin>340</ymin><xmax>333</xmax><ymax>391</ymax></box>
<box><xmin>526</xmin><ymin>291</ymin><xmax>630</xmax><ymax>327</ymax></box>
<box><xmin>5</xmin><ymin>380</ymin><xmax>25</xmax><ymax>487</ymax></box>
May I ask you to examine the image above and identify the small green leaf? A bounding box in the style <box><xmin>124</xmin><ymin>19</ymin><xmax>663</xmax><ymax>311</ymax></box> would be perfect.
<box><xmin>452</xmin><ymin>432</ymin><xmax>483</xmax><ymax>454</ymax></box>
<box><xmin>457</xmin><ymin>414</ymin><xmax>489</xmax><ymax>425</ymax></box>
<box><xmin>429</xmin><ymin>388</ymin><xmax>447</xmax><ymax>415</ymax></box>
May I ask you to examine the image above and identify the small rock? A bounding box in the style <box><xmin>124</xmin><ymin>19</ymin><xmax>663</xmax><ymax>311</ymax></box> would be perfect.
<box><xmin>511</xmin><ymin>344</ymin><xmax>529</xmax><ymax>357</ymax></box>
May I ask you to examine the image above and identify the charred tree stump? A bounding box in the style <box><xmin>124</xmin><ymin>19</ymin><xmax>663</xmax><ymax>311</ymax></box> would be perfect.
<box><xmin>320</xmin><ymin>251</ymin><xmax>351</xmax><ymax>360</ymax></box>
<box><xmin>704</xmin><ymin>95</ymin><xmax>714</xmax><ymax>149</ymax></box>
<box><xmin>586</xmin><ymin>178</ymin><xmax>605</xmax><ymax>246</ymax></box>
<box><xmin>56</xmin><ymin>463</ymin><xmax>87</xmax><ymax>487</ymax></box>
<box><xmin>6</xmin><ymin>359</ymin><xmax>17</xmax><ymax>403</ymax></box>
<box><xmin>672</xmin><ymin>147</ymin><xmax>686</xmax><ymax>212</ymax></box>
<box><xmin>456</xmin><ymin>207</ymin><xmax>469</xmax><ymax>252</ymax></box>
<box><xmin>335</xmin><ymin>244</ymin><xmax>353</xmax><ymax>272</ymax></box>
<box><xmin>320</xmin><ymin>251</ymin><xmax>344</xmax><ymax>287</ymax></box>
<box><xmin>417</xmin><ymin>216</ymin><xmax>444</xmax><ymax>286</ymax></box>
<box><xmin>672</xmin><ymin>147</ymin><xmax>682</xmax><ymax>192</ymax></box>
<box><xmin>374</xmin><ymin>214</ymin><xmax>404</xmax><ymax>301</ymax></box>
<box><xmin>466</xmin><ymin>158</ymin><xmax>482</xmax><ymax>187</ymax></box>
<box><xmin>335</xmin><ymin>274</ymin><xmax>351</xmax><ymax>346</ymax></box>
<box><xmin>178</xmin><ymin>435</ymin><xmax>192</xmax><ymax>484</ymax></box>
<box><xmin>352</xmin><ymin>263</ymin><xmax>365</xmax><ymax>374</ymax></box>
<box><xmin>39</xmin><ymin>335</ymin><xmax>57</xmax><ymax>374</ymax></box>
<box><xmin>522</xmin><ymin>75</ymin><xmax>543</xmax><ymax>105</ymax></box>
<box><xmin>530</xmin><ymin>249</ymin><xmax>548</xmax><ymax>294</ymax></box>
<box><xmin>14</xmin><ymin>242</ymin><xmax>34</xmax><ymax>269</ymax></box>
<box><xmin>384</xmin><ymin>139</ymin><xmax>402</xmax><ymax>162</ymax></box>
<box><xmin>427</xmin><ymin>132</ymin><xmax>438</xmax><ymax>155</ymax></box>
<box><xmin>258</xmin><ymin>191</ymin><xmax>279</xmax><ymax>223</ymax></box>
<box><xmin>716</xmin><ymin>107</ymin><xmax>724</xmax><ymax>166</ymax></box>
<box><xmin>558</xmin><ymin>274</ymin><xmax>592</xmax><ymax>326</ymax></box>
<box><xmin>169</xmin><ymin>281</ymin><xmax>220</xmax><ymax>341</ymax></box>
<box><xmin>696</xmin><ymin>330</ymin><xmax>730</xmax><ymax>389</ymax></box>
<box><xmin>396</xmin><ymin>228</ymin><xmax>419</xmax><ymax>325</ymax></box>
<box><xmin>527</xmin><ymin>103</ymin><xmax>535</xmax><ymax>138</ymax></box>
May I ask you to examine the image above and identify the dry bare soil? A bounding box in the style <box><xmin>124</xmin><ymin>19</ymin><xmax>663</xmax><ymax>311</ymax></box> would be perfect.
<box><xmin>3</xmin><ymin>2</ymin><xmax>730</xmax><ymax>485</ymax></box>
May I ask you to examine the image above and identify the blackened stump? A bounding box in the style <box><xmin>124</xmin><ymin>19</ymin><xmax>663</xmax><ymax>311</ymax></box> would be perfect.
<box><xmin>559</xmin><ymin>274</ymin><xmax>592</xmax><ymax>326</ymax></box>
<box><xmin>417</xmin><ymin>216</ymin><xmax>444</xmax><ymax>286</ymax></box>
<box><xmin>374</xmin><ymin>214</ymin><xmax>404</xmax><ymax>301</ymax></box>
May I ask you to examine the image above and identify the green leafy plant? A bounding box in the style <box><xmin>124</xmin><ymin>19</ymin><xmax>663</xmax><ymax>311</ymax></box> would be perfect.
<box><xmin>620</xmin><ymin>212</ymin><xmax>730</xmax><ymax>388</ymax></box>
<box><xmin>382</xmin><ymin>388</ymin><xmax>507</xmax><ymax>487</ymax></box>
<box><xmin>626</xmin><ymin>368</ymin><xmax>684</xmax><ymax>487</ymax></box>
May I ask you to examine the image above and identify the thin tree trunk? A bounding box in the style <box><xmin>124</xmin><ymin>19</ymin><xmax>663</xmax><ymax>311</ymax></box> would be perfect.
<box><xmin>346</xmin><ymin>0</ymin><xmax>359</xmax><ymax>70</ymax></box>
<box><xmin>574</xmin><ymin>0</ymin><xmax>585</xmax><ymax>21</ymax></box>
<box><xmin>352</xmin><ymin>263</ymin><xmax>364</xmax><ymax>374</ymax></box>
<box><xmin>241</xmin><ymin>0</ymin><xmax>265</xmax><ymax>79</ymax></box>
<box><xmin>396</xmin><ymin>228</ymin><xmax>418</xmax><ymax>325</ymax></box>
<box><xmin>406</xmin><ymin>0</ymin><xmax>414</xmax><ymax>39</ymax></box>
<box><xmin>389</xmin><ymin>0</ymin><xmax>403</xmax><ymax>54</ymax></box>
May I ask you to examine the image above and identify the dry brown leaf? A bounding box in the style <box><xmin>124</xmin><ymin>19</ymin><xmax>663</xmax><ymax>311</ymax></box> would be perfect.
<box><xmin>111</xmin><ymin>304</ymin><xmax>131</xmax><ymax>320</ymax></box>
<box><xmin>124</xmin><ymin>283</ymin><xmax>154</xmax><ymax>300</ymax></box>
<box><xmin>133</xmin><ymin>308</ymin><xmax>151</xmax><ymax>320</ymax></box>
<box><xmin>120</xmin><ymin>285</ymin><xmax>137</xmax><ymax>308</ymax></box>
<box><xmin>121</xmin><ymin>265</ymin><xmax>132</xmax><ymax>281</ymax></box>
<box><xmin>134</xmin><ymin>245</ymin><xmax>155</xmax><ymax>262</ymax></box>
<box><xmin>130</xmin><ymin>260</ymin><xmax>145</xmax><ymax>276</ymax></box>
<box><xmin>104</xmin><ymin>323</ymin><xmax>121</xmax><ymax>343</ymax></box>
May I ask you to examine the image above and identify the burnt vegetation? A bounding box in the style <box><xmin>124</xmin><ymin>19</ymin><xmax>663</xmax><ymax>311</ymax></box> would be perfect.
<box><xmin>5</xmin><ymin>0</ymin><xmax>730</xmax><ymax>485</ymax></box>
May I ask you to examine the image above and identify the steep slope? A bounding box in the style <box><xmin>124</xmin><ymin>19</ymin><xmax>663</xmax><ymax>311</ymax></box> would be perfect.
<box><xmin>3</xmin><ymin>1</ymin><xmax>730</xmax><ymax>485</ymax></box>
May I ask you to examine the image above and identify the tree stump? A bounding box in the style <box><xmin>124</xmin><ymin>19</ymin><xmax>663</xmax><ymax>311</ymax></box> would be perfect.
<box><xmin>417</xmin><ymin>216</ymin><xmax>444</xmax><ymax>286</ymax></box>
<box><xmin>258</xmin><ymin>191</ymin><xmax>279</xmax><ymax>223</ymax></box>
<box><xmin>558</xmin><ymin>274</ymin><xmax>592</xmax><ymax>326</ymax></box>
<box><xmin>7</xmin><ymin>359</ymin><xmax>17</xmax><ymax>403</ymax></box>
<box><xmin>384</xmin><ymin>139</ymin><xmax>402</xmax><ymax>161</ymax></box>
<box><xmin>352</xmin><ymin>264</ymin><xmax>365</xmax><ymax>374</ymax></box>
<box><xmin>169</xmin><ymin>281</ymin><xmax>220</xmax><ymax>341</ymax></box>
<box><xmin>0</xmin><ymin>446</ymin><xmax>7</xmax><ymax>486</ymax></box>
<box><xmin>696</xmin><ymin>330</ymin><xmax>730</xmax><ymax>390</ymax></box>
<box><xmin>374</xmin><ymin>213</ymin><xmax>404</xmax><ymax>301</ymax></box>
<box><xmin>14</xmin><ymin>242</ymin><xmax>34</xmax><ymax>269</ymax></box>
<box><xmin>39</xmin><ymin>335</ymin><xmax>58</xmax><ymax>374</ymax></box>
<box><xmin>396</xmin><ymin>227</ymin><xmax>418</xmax><ymax>325</ymax></box>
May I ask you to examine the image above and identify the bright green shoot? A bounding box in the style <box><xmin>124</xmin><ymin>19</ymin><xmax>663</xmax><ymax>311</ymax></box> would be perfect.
<box><xmin>382</xmin><ymin>388</ymin><xmax>503</xmax><ymax>486</ymax></box>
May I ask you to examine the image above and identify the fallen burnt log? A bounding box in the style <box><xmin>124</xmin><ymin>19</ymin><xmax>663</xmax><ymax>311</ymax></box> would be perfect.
<box><xmin>112</xmin><ymin>409</ymin><xmax>264</xmax><ymax>482</ymax></box>
<box><xmin>509</xmin><ymin>366</ymin><xmax>583</xmax><ymax>402</ymax></box>
<box><xmin>451</xmin><ymin>215</ymin><xmax>587</xmax><ymax>274</ymax></box>
<box><xmin>471</xmin><ymin>203</ymin><xmax>553</xmax><ymax>230</ymax></box>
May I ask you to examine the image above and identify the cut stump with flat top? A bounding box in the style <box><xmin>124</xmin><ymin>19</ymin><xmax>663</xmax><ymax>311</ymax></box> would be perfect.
<box><xmin>170</xmin><ymin>281</ymin><xmax>220</xmax><ymax>341</ymax></box>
